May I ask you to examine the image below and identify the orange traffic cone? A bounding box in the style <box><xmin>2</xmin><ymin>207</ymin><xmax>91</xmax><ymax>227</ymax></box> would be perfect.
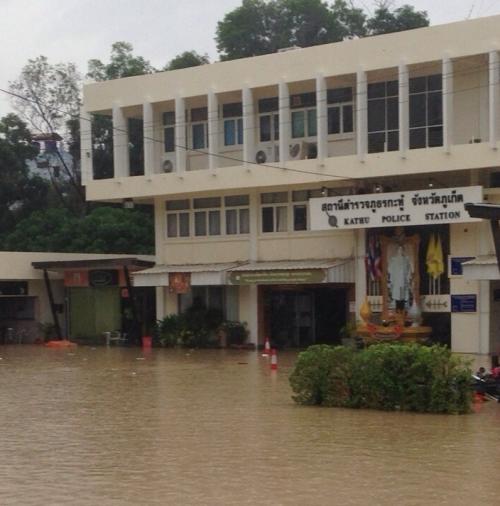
<box><xmin>270</xmin><ymin>349</ymin><xmax>278</xmax><ymax>370</ymax></box>
<box><xmin>263</xmin><ymin>337</ymin><xmax>271</xmax><ymax>356</ymax></box>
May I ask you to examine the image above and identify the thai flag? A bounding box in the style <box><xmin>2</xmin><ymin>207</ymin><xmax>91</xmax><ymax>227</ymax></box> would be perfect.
<box><xmin>366</xmin><ymin>235</ymin><xmax>382</xmax><ymax>281</ymax></box>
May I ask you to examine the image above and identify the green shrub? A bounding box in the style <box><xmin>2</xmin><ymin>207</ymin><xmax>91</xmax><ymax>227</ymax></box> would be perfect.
<box><xmin>289</xmin><ymin>343</ymin><xmax>472</xmax><ymax>414</ymax></box>
<box><xmin>218</xmin><ymin>320</ymin><xmax>249</xmax><ymax>346</ymax></box>
<box><xmin>289</xmin><ymin>345</ymin><xmax>355</xmax><ymax>406</ymax></box>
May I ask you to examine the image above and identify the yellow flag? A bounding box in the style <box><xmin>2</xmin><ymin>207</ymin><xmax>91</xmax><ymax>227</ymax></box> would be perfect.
<box><xmin>426</xmin><ymin>234</ymin><xmax>436</xmax><ymax>278</ymax></box>
<box><xmin>434</xmin><ymin>234</ymin><xmax>444</xmax><ymax>279</ymax></box>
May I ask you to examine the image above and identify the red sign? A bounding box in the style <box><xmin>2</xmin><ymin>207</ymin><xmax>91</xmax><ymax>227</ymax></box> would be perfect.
<box><xmin>64</xmin><ymin>270</ymin><xmax>89</xmax><ymax>287</ymax></box>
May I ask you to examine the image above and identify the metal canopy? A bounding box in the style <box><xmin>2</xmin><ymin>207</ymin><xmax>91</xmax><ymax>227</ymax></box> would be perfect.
<box><xmin>32</xmin><ymin>257</ymin><xmax>155</xmax><ymax>271</ymax></box>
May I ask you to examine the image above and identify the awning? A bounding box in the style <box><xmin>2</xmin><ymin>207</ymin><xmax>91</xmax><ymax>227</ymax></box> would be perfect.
<box><xmin>132</xmin><ymin>262</ymin><xmax>242</xmax><ymax>287</ymax></box>
<box><xmin>228</xmin><ymin>258</ymin><xmax>354</xmax><ymax>285</ymax></box>
<box><xmin>133</xmin><ymin>258</ymin><xmax>355</xmax><ymax>287</ymax></box>
<box><xmin>32</xmin><ymin>257</ymin><xmax>154</xmax><ymax>271</ymax></box>
<box><xmin>462</xmin><ymin>255</ymin><xmax>500</xmax><ymax>280</ymax></box>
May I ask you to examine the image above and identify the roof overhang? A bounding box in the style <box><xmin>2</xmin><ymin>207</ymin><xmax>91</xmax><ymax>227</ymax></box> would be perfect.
<box><xmin>133</xmin><ymin>258</ymin><xmax>354</xmax><ymax>287</ymax></box>
<box><xmin>462</xmin><ymin>255</ymin><xmax>500</xmax><ymax>280</ymax></box>
<box><xmin>32</xmin><ymin>257</ymin><xmax>155</xmax><ymax>272</ymax></box>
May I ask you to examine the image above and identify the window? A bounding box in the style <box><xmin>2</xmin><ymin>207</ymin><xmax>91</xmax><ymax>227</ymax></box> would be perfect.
<box><xmin>194</xmin><ymin>197</ymin><xmax>221</xmax><ymax>236</ymax></box>
<box><xmin>292</xmin><ymin>190</ymin><xmax>310</xmax><ymax>231</ymax></box>
<box><xmin>258</xmin><ymin>97</ymin><xmax>280</xmax><ymax>142</ymax></box>
<box><xmin>166</xmin><ymin>199</ymin><xmax>190</xmax><ymax>238</ymax></box>
<box><xmin>261</xmin><ymin>192</ymin><xmax>288</xmax><ymax>233</ymax></box>
<box><xmin>225</xmin><ymin>195</ymin><xmax>250</xmax><ymax>235</ymax></box>
<box><xmin>179</xmin><ymin>286</ymin><xmax>225</xmax><ymax>315</ymax></box>
<box><xmin>409</xmin><ymin>74</ymin><xmax>443</xmax><ymax>149</ymax></box>
<box><xmin>327</xmin><ymin>87</ymin><xmax>354</xmax><ymax>135</ymax></box>
<box><xmin>191</xmin><ymin>107</ymin><xmax>208</xmax><ymax>149</ymax></box>
<box><xmin>290</xmin><ymin>92</ymin><xmax>316</xmax><ymax>139</ymax></box>
<box><xmin>163</xmin><ymin>111</ymin><xmax>175</xmax><ymax>152</ymax></box>
<box><xmin>291</xmin><ymin>109</ymin><xmax>317</xmax><ymax>138</ymax></box>
<box><xmin>223</xmin><ymin>103</ymin><xmax>243</xmax><ymax>146</ymax></box>
<box><xmin>368</xmin><ymin>80</ymin><xmax>399</xmax><ymax>153</ymax></box>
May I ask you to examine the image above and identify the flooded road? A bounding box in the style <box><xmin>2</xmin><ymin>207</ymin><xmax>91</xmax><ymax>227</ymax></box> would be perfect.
<box><xmin>0</xmin><ymin>346</ymin><xmax>499</xmax><ymax>505</ymax></box>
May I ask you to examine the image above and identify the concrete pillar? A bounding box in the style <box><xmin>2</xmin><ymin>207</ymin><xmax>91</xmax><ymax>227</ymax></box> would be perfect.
<box><xmin>239</xmin><ymin>285</ymin><xmax>259</xmax><ymax>346</ymax></box>
<box><xmin>248</xmin><ymin>191</ymin><xmax>259</xmax><ymax>261</ymax></box>
<box><xmin>143</xmin><ymin>101</ymin><xmax>155</xmax><ymax>175</ymax></box>
<box><xmin>489</xmin><ymin>50</ymin><xmax>499</xmax><ymax>149</ymax></box>
<box><xmin>478</xmin><ymin>280</ymin><xmax>491</xmax><ymax>355</ymax></box>
<box><xmin>442</xmin><ymin>57</ymin><xmax>454</xmax><ymax>153</ymax></box>
<box><xmin>398</xmin><ymin>62</ymin><xmax>409</xmax><ymax>155</ymax></box>
<box><xmin>356</xmin><ymin>69</ymin><xmax>367</xmax><ymax>160</ymax></box>
<box><xmin>112</xmin><ymin>103</ymin><xmax>130</xmax><ymax>178</ymax></box>
<box><xmin>278</xmin><ymin>79</ymin><xmax>290</xmax><ymax>163</ymax></box>
<box><xmin>80</xmin><ymin>108</ymin><xmax>93</xmax><ymax>183</ymax></box>
<box><xmin>354</xmin><ymin>229</ymin><xmax>367</xmax><ymax>317</ymax></box>
<box><xmin>156</xmin><ymin>287</ymin><xmax>166</xmax><ymax>320</ymax></box>
<box><xmin>316</xmin><ymin>74</ymin><xmax>328</xmax><ymax>161</ymax></box>
<box><xmin>175</xmin><ymin>96</ymin><xmax>186</xmax><ymax>173</ymax></box>
<box><xmin>242</xmin><ymin>86</ymin><xmax>256</xmax><ymax>164</ymax></box>
<box><xmin>208</xmin><ymin>89</ymin><xmax>219</xmax><ymax>171</ymax></box>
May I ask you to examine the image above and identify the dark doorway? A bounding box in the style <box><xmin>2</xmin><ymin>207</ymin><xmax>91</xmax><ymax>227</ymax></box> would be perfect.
<box><xmin>314</xmin><ymin>287</ymin><xmax>347</xmax><ymax>345</ymax></box>
<box><xmin>262</xmin><ymin>285</ymin><xmax>348</xmax><ymax>348</ymax></box>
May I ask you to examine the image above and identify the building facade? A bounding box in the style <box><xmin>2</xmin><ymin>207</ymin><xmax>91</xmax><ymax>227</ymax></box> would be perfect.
<box><xmin>81</xmin><ymin>15</ymin><xmax>500</xmax><ymax>363</ymax></box>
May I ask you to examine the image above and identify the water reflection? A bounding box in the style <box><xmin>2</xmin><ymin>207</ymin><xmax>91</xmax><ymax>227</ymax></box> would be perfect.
<box><xmin>0</xmin><ymin>346</ymin><xmax>498</xmax><ymax>505</ymax></box>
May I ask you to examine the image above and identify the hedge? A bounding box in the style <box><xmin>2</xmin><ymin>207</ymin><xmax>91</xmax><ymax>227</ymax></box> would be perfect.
<box><xmin>289</xmin><ymin>343</ymin><xmax>472</xmax><ymax>414</ymax></box>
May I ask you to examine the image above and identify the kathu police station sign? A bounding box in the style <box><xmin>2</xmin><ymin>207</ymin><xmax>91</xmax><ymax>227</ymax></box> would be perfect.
<box><xmin>310</xmin><ymin>186</ymin><xmax>483</xmax><ymax>230</ymax></box>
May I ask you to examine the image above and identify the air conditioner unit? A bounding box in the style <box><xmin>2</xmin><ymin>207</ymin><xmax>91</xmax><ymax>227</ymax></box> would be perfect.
<box><xmin>255</xmin><ymin>144</ymin><xmax>279</xmax><ymax>164</ymax></box>
<box><xmin>289</xmin><ymin>141</ymin><xmax>318</xmax><ymax>161</ymax></box>
<box><xmin>162</xmin><ymin>154</ymin><xmax>176</xmax><ymax>173</ymax></box>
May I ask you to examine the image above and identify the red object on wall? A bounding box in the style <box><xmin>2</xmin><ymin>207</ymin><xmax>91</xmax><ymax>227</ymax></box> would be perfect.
<box><xmin>64</xmin><ymin>270</ymin><xmax>89</xmax><ymax>287</ymax></box>
<box><xmin>169</xmin><ymin>272</ymin><xmax>191</xmax><ymax>294</ymax></box>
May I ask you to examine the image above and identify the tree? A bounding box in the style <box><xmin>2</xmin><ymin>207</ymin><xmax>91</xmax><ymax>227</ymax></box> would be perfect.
<box><xmin>367</xmin><ymin>2</ymin><xmax>429</xmax><ymax>35</ymax></box>
<box><xmin>163</xmin><ymin>51</ymin><xmax>210</xmax><ymax>71</ymax></box>
<box><xmin>216</xmin><ymin>0</ymin><xmax>429</xmax><ymax>60</ymax></box>
<box><xmin>0</xmin><ymin>114</ymin><xmax>49</xmax><ymax>238</ymax></box>
<box><xmin>8</xmin><ymin>56</ymin><xmax>85</xmax><ymax>209</ymax></box>
<box><xmin>87</xmin><ymin>41</ymin><xmax>155</xmax><ymax>81</ymax></box>
<box><xmin>4</xmin><ymin>206</ymin><xmax>154</xmax><ymax>254</ymax></box>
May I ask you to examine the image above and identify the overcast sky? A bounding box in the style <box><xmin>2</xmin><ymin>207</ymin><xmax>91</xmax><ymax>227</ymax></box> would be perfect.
<box><xmin>1</xmin><ymin>0</ymin><xmax>500</xmax><ymax>117</ymax></box>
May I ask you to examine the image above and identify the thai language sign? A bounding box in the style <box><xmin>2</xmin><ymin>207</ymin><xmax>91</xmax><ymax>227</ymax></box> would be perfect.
<box><xmin>229</xmin><ymin>270</ymin><xmax>326</xmax><ymax>285</ymax></box>
<box><xmin>310</xmin><ymin>186</ymin><xmax>483</xmax><ymax>230</ymax></box>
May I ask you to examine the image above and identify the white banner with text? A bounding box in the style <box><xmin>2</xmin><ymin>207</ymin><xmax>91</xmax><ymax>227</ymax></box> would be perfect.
<box><xmin>310</xmin><ymin>186</ymin><xmax>483</xmax><ymax>231</ymax></box>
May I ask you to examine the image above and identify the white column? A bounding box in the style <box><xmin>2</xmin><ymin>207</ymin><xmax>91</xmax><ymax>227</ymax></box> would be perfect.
<box><xmin>398</xmin><ymin>62</ymin><xmax>409</xmax><ymax>156</ymax></box>
<box><xmin>278</xmin><ymin>79</ymin><xmax>290</xmax><ymax>163</ymax></box>
<box><xmin>175</xmin><ymin>96</ymin><xmax>186</xmax><ymax>173</ymax></box>
<box><xmin>143</xmin><ymin>101</ymin><xmax>155</xmax><ymax>175</ymax></box>
<box><xmin>356</xmin><ymin>69</ymin><xmax>367</xmax><ymax>160</ymax></box>
<box><xmin>354</xmin><ymin>229</ymin><xmax>367</xmax><ymax>316</ymax></box>
<box><xmin>442</xmin><ymin>57</ymin><xmax>454</xmax><ymax>153</ymax></box>
<box><xmin>478</xmin><ymin>280</ymin><xmax>491</xmax><ymax>355</ymax></box>
<box><xmin>489</xmin><ymin>50</ymin><xmax>499</xmax><ymax>149</ymax></box>
<box><xmin>316</xmin><ymin>74</ymin><xmax>328</xmax><ymax>161</ymax></box>
<box><xmin>242</xmin><ymin>87</ymin><xmax>255</xmax><ymax>164</ymax></box>
<box><xmin>112</xmin><ymin>103</ymin><xmax>130</xmax><ymax>178</ymax></box>
<box><xmin>80</xmin><ymin>108</ymin><xmax>93</xmax><ymax>183</ymax></box>
<box><xmin>249</xmin><ymin>191</ymin><xmax>259</xmax><ymax>261</ymax></box>
<box><xmin>154</xmin><ymin>197</ymin><xmax>166</xmax><ymax>319</ymax></box>
<box><xmin>208</xmin><ymin>90</ymin><xmax>219</xmax><ymax>171</ymax></box>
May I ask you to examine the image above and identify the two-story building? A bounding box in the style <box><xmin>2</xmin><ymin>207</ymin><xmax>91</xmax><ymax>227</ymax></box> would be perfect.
<box><xmin>81</xmin><ymin>15</ymin><xmax>500</xmax><ymax>364</ymax></box>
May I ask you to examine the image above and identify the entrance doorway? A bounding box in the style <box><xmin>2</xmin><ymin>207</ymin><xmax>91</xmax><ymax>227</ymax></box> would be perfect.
<box><xmin>261</xmin><ymin>285</ymin><xmax>348</xmax><ymax>348</ymax></box>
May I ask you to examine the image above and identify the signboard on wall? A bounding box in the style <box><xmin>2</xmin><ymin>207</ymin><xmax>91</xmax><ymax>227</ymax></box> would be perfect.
<box><xmin>229</xmin><ymin>269</ymin><xmax>326</xmax><ymax>285</ymax></box>
<box><xmin>310</xmin><ymin>186</ymin><xmax>483</xmax><ymax>231</ymax></box>
<box><xmin>449</xmin><ymin>256</ymin><xmax>475</xmax><ymax>277</ymax></box>
<box><xmin>451</xmin><ymin>294</ymin><xmax>477</xmax><ymax>313</ymax></box>
<box><xmin>89</xmin><ymin>270</ymin><xmax>119</xmax><ymax>287</ymax></box>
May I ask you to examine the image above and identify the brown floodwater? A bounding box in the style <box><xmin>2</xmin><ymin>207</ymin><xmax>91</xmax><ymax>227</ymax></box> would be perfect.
<box><xmin>0</xmin><ymin>346</ymin><xmax>499</xmax><ymax>506</ymax></box>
